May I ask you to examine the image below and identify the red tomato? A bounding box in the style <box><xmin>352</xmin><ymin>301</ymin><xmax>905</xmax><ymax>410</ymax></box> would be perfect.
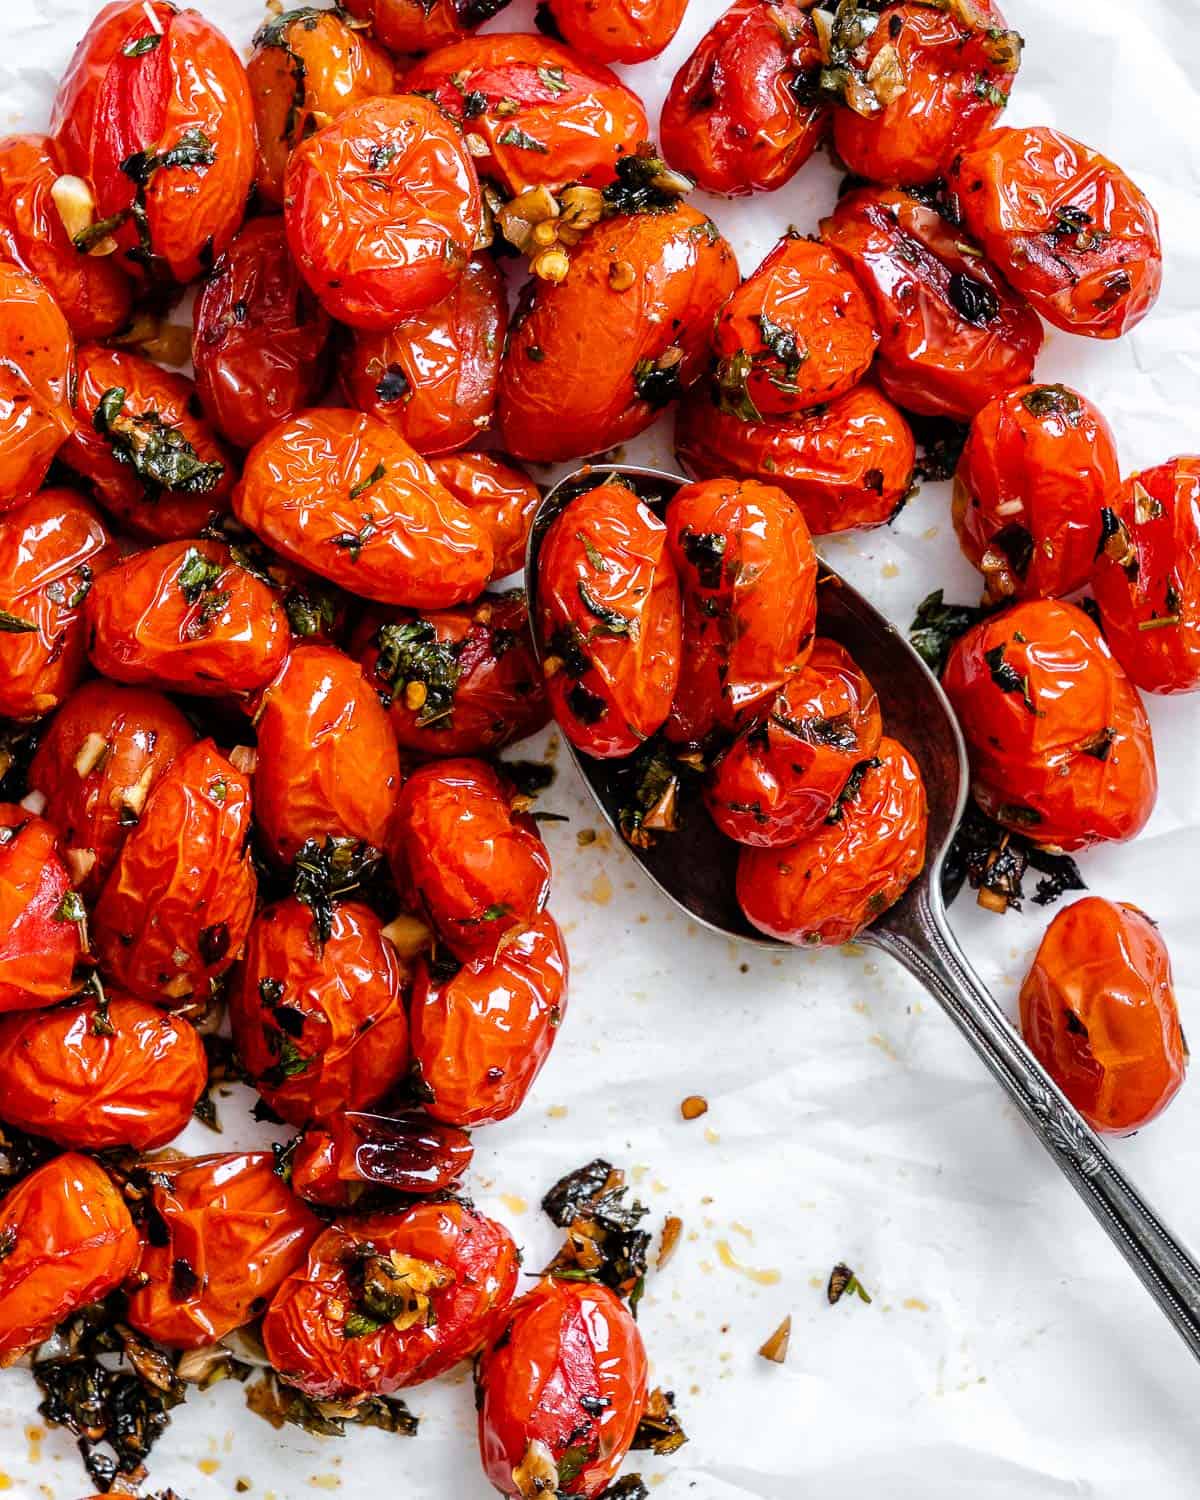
<box><xmin>429</xmin><ymin>451</ymin><xmax>541</xmax><ymax>582</ymax></box>
<box><xmin>0</xmin><ymin>263</ymin><xmax>74</xmax><ymax>506</ymax></box>
<box><xmin>545</xmin><ymin>0</ymin><xmax>686</xmax><ymax>64</ymax></box>
<box><xmin>0</xmin><ymin>807</ymin><xmax>85</xmax><ymax>1014</ymax></box>
<box><xmin>290</xmin><ymin>1112</ymin><xmax>474</xmax><ymax>1209</ymax></box>
<box><xmin>341</xmin><ymin>0</ymin><xmax>516</xmax><ymax>54</ymax></box>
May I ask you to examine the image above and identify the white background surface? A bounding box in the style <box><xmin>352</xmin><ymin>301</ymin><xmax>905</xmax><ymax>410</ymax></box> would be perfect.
<box><xmin>3</xmin><ymin>0</ymin><xmax>1200</xmax><ymax>1495</ymax></box>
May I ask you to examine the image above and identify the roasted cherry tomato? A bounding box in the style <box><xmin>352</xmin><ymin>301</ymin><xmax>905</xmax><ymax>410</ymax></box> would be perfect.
<box><xmin>248</xmin><ymin>6</ymin><xmax>396</xmax><ymax>208</ymax></box>
<box><xmin>1090</xmin><ymin>458</ymin><xmax>1200</xmax><ymax>695</ymax></box>
<box><xmin>499</xmin><ymin>196</ymin><xmax>739</xmax><ymax>463</ymax></box>
<box><xmin>0</xmin><ymin>1153</ymin><xmax>138</xmax><ymax>1364</ymax></box>
<box><xmin>27</xmin><ymin>680</ymin><xmax>195</xmax><ymax>901</ymax></box>
<box><xmin>0</xmin><ymin>133</ymin><xmax>132</xmax><ymax>338</ymax></box>
<box><xmin>429</xmin><ymin>452</ymin><xmax>541</xmax><ymax>582</ymax></box>
<box><xmin>820</xmin><ymin>187</ymin><xmax>1042</xmax><ymax>421</ymax></box>
<box><xmin>230</xmin><ymin>897</ymin><xmax>411</xmax><ymax>1127</ymax></box>
<box><xmin>253</xmin><ymin>642</ymin><xmax>402</xmax><ymax>864</ymax></box>
<box><xmin>942</xmin><ymin>599</ymin><xmax>1157</xmax><ymax>850</ymax></box>
<box><xmin>0</xmin><ymin>992</ymin><xmax>206</xmax><ymax>1150</ymax></box>
<box><xmin>262</xmin><ymin>1202</ymin><xmax>520</xmax><ymax>1399</ymax></box>
<box><xmin>535</xmin><ymin>482</ymin><xmax>682</xmax><ymax>757</ymax></box>
<box><xmin>285</xmin><ymin>94</ymin><xmax>483</xmax><ymax>330</ymax></box>
<box><xmin>192</xmin><ymin>216</ymin><xmax>332</xmax><ymax>451</ymax></box>
<box><xmin>62</xmin><ymin>344</ymin><xmax>234</xmax><ymax>540</ymax></box>
<box><xmin>341</xmin><ymin>0</ymin><xmax>515</xmax><ymax>54</ymax></box>
<box><xmin>94</xmin><ymin>738</ymin><xmax>256</xmax><ymax>1004</ymax></box>
<box><xmin>706</xmin><ymin>638</ymin><xmax>882</xmax><ymax>847</ymax></box>
<box><xmin>338</xmin><ymin>253</ymin><xmax>506</xmax><ymax>457</ymax></box>
<box><xmin>0</xmin><ymin>490</ymin><xmax>117</xmax><ymax>722</ymax></box>
<box><xmin>951</xmin><ymin>125</ymin><xmax>1163</xmax><ymax>339</ymax></box>
<box><xmin>737</xmin><ymin>735</ymin><xmax>927</xmax><ymax>946</ymax></box>
<box><xmin>125</xmin><ymin>1151</ymin><xmax>322</xmax><ymax>1349</ymax></box>
<box><xmin>0</xmin><ymin>263</ymin><xmax>74</xmax><ymax>506</ymax></box>
<box><xmin>545</xmin><ymin>0</ymin><xmax>686</xmax><ymax>63</ymax></box>
<box><xmin>0</xmin><ymin>807</ymin><xmax>85</xmax><ymax>1014</ymax></box>
<box><xmin>234</xmin><ymin>409</ymin><xmax>494</xmax><ymax>608</ymax></box>
<box><xmin>954</xmin><ymin>383</ymin><xmax>1119</xmax><ymax>604</ymax></box>
<box><xmin>290</xmin><ymin>1111</ymin><xmax>474</xmax><ymax>1209</ymax></box>
<box><xmin>676</xmin><ymin>381</ymin><xmax>916</xmax><ymax>536</ymax></box>
<box><xmin>477</xmin><ymin>1277</ymin><xmax>648</xmax><ymax>1499</ymax></box>
<box><xmin>660</xmin><ymin>0</ymin><xmax>827</xmax><ymax>198</ymax></box>
<box><xmin>52</xmin><ymin>0</ymin><xmax>255</xmax><ymax>284</ymax></box>
<box><xmin>1019</xmin><ymin>897</ymin><xmax>1185</xmax><ymax>1134</ymax></box>
<box><xmin>85</xmin><ymin>540</ymin><xmax>289</xmax><ymax>697</ymax></box>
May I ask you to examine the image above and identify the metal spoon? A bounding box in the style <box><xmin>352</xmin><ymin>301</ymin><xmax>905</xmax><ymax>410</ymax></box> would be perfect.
<box><xmin>527</xmin><ymin>461</ymin><xmax>1200</xmax><ymax>1360</ymax></box>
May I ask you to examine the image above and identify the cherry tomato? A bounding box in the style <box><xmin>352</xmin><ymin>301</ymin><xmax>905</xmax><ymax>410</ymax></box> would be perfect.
<box><xmin>820</xmin><ymin>187</ymin><xmax>1043</xmax><ymax>421</ymax></box>
<box><xmin>0</xmin><ymin>992</ymin><xmax>206</xmax><ymax>1150</ymax></box>
<box><xmin>0</xmin><ymin>807</ymin><xmax>85</xmax><ymax>1014</ymax></box>
<box><xmin>52</xmin><ymin>0</ymin><xmax>256</xmax><ymax>285</ymax></box>
<box><xmin>545</xmin><ymin>0</ymin><xmax>686</xmax><ymax>64</ymax></box>
<box><xmin>125</xmin><ymin>1151</ymin><xmax>322</xmax><ymax>1349</ymax></box>
<box><xmin>477</xmin><ymin>1277</ymin><xmax>647</xmax><ymax>1499</ymax></box>
<box><xmin>229</xmin><ymin>897</ymin><xmax>411</xmax><ymax>1128</ymax></box>
<box><xmin>951</xmin><ymin>125</ymin><xmax>1163</xmax><ymax>339</ymax></box>
<box><xmin>1019</xmin><ymin>897</ymin><xmax>1185</xmax><ymax>1135</ymax></box>
<box><xmin>338</xmin><ymin>253</ymin><xmax>506</xmax><ymax>457</ymax></box>
<box><xmin>93</xmin><ymin>738</ymin><xmax>256</xmax><ymax>1004</ymax></box>
<box><xmin>341</xmin><ymin>0</ymin><xmax>516</xmax><ymax>54</ymax></box>
<box><xmin>253</xmin><ymin>642</ymin><xmax>402</xmax><ymax>865</ymax></box>
<box><xmin>676</xmin><ymin>380</ymin><xmax>916</xmax><ymax>536</ymax></box>
<box><xmin>737</xmin><ymin>735</ymin><xmax>927</xmax><ymax>946</ymax></box>
<box><xmin>942</xmin><ymin>599</ymin><xmax>1157</xmax><ymax>850</ymax></box>
<box><xmin>535</xmin><ymin>482</ymin><xmax>682</xmax><ymax>757</ymax></box>
<box><xmin>62</xmin><ymin>344</ymin><xmax>234</xmax><ymax>541</ymax></box>
<box><xmin>285</xmin><ymin>94</ymin><xmax>483</xmax><ymax>330</ymax></box>
<box><xmin>0</xmin><ymin>1153</ymin><xmax>138</xmax><ymax>1364</ymax></box>
<box><xmin>27</xmin><ymin>680</ymin><xmax>195</xmax><ymax>901</ymax></box>
<box><xmin>954</xmin><ymin>383</ymin><xmax>1119</xmax><ymax>604</ymax></box>
<box><xmin>262</xmin><ymin>1201</ymin><xmax>520</xmax><ymax>1399</ymax></box>
<box><xmin>429</xmin><ymin>451</ymin><xmax>541</xmax><ymax>582</ymax></box>
<box><xmin>498</xmin><ymin>200</ymin><xmax>739</xmax><ymax>463</ymax></box>
<box><xmin>0</xmin><ymin>263</ymin><xmax>74</xmax><ymax>506</ymax></box>
<box><xmin>192</xmin><ymin>216</ymin><xmax>332</xmax><ymax>451</ymax></box>
<box><xmin>1090</xmin><ymin>458</ymin><xmax>1200</xmax><ymax>695</ymax></box>
<box><xmin>0</xmin><ymin>490</ymin><xmax>117</xmax><ymax>722</ymax></box>
<box><xmin>707</xmin><ymin>638</ymin><xmax>882</xmax><ymax>847</ymax></box>
<box><xmin>234</xmin><ymin>409</ymin><xmax>494</xmax><ymax>608</ymax></box>
<box><xmin>290</xmin><ymin>1111</ymin><xmax>474</xmax><ymax>1209</ymax></box>
<box><xmin>660</xmin><ymin>0</ymin><xmax>827</xmax><ymax>198</ymax></box>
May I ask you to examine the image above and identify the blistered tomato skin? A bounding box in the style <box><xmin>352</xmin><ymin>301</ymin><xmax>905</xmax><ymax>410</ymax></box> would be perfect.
<box><xmin>125</xmin><ymin>1151</ymin><xmax>322</xmax><ymax>1349</ymax></box>
<box><xmin>477</xmin><ymin>1277</ymin><xmax>648</xmax><ymax>1499</ymax></box>
<box><xmin>234</xmin><ymin>409</ymin><xmax>494</xmax><ymax>608</ymax></box>
<box><xmin>0</xmin><ymin>993</ymin><xmax>206</xmax><ymax>1150</ymax></box>
<box><xmin>0</xmin><ymin>491</ymin><xmax>118</xmax><ymax>722</ymax></box>
<box><xmin>547</xmin><ymin>0</ymin><xmax>686</xmax><ymax>62</ymax></box>
<box><xmin>290</xmin><ymin>1112</ymin><xmax>474</xmax><ymax>1209</ymax></box>
<box><xmin>429</xmin><ymin>452</ymin><xmax>541</xmax><ymax>582</ymax></box>
<box><xmin>1091</xmin><ymin>459</ymin><xmax>1200</xmax><ymax>695</ymax></box>
<box><xmin>0</xmin><ymin>808</ymin><xmax>85</xmax><ymax>1014</ymax></box>
<box><xmin>536</xmin><ymin>483</ymin><xmax>683</xmax><ymax>758</ymax></box>
<box><xmin>342</xmin><ymin>0</ymin><xmax>515</xmax><ymax>53</ymax></box>
<box><xmin>952</xmin><ymin>126</ymin><xmax>1163</xmax><ymax>339</ymax></box>
<box><xmin>737</xmin><ymin>736</ymin><xmax>928</xmax><ymax>946</ymax></box>
<box><xmin>262</xmin><ymin>1202</ymin><xmax>520</xmax><ymax>1400</ymax></box>
<box><xmin>942</xmin><ymin>600</ymin><xmax>1158</xmax><ymax>851</ymax></box>
<box><xmin>0</xmin><ymin>263</ymin><xmax>74</xmax><ymax>505</ymax></box>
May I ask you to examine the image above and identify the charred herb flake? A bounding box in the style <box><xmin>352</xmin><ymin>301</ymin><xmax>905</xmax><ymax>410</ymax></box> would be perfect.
<box><xmin>984</xmin><ymin>641</ymin><xmax>1036</xmax><ymax>712</ymax></box>
<box><xmin>292</xmin><ymin>835</ymin><xmax>382</xmax><ymax>947</ymax></box>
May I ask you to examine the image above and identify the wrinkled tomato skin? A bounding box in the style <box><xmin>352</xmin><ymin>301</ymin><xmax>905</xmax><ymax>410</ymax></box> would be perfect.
<box><xmin>0</xmin><ymin>263</ymin><xmax>74</xmax><ymax>506</ymax></box>
<box><xmin>0</xmin><ymin>993</ymin><xmax>206</xmax><ymax>1150</ymax></box>
<box><xmin>234</xmin><ymin>409</ymin><xmax>494</xmax><ymax>608</ymax></box>
<box><xmin>342</xmin><ymin>0</ymin><xmax>514</xmax><ymax>53</ymax></box>
<box><xmin>737</xmin><ymin>735</ymin><xmax>927</xmax><ymax>946</ymax></box>
<box><xmin>229</xmin><ymin>897</ymin><xmax>411</xmax><ymax>1128</ymax></box>
<box><xmin>290</xmin><ymin>1112</ymin><xmax>474</xmax><ymax>1209</ymax></box>
<box><xmin>499</xmin><ymin>205</ymin><xmax>739</xmax><ymax>464</ymax></box>
<box><xmin>1091</xmin><ymin>459</ymin><xmax>1200</xmax><ymax>696</ymax></box>
<box><xmin>0</xmin><ymin>490</ymin><xmax>118</xmax><ymax>723</ymax></box>
<box><xmin>0</xmin><ymin>134</ymin><xmax>132</xmax><ymax>338</ymax></box>
<box><xmin>338</xmin><ymin>253</ymin><xmax>507</xmax><ymax>457</ymax></box>
<box><xmin>951</xmin><ymin>126</ymin><xmax>1163</xmax><ymax>339</ymax></box>
<box><xmin>659</xmin><ymin>0</ymin><xmax>827</xmax><ymax>198</ymax></box>
<box><xmin>536</xmin><ymin>483</ymin><xmax>682</xmax><ymax>757</ymax></box>
<box><xmin>193</xmin><ymin>217</ymin><xmax>333</xmax><ymax>452</ymax></box>
<box><xmin>94</xmin><ymin>738</ymin><xmax>257</xmax><ymax>1004</ymax></box>
<box><xmin>429</xmin><ymin>452</ymin><xmax>541</xmax><ymax>582</ymax></box>
<box><xmin>676</xmin><ymin>381</ymin><xmax>916</xmax><ymax>536</ymax></box>
<box><xmin>285</xmin><ymin>94</ymin><xmax>484</xmax><ymax>331</ymax></box>
<box><xmin>1020</xmin><ymin>897</ymin><xmax>1185</xmax><ymax>1135</ymax></box>
<box><xmin>125</xmin><ymin>1151</ymin><xmax>322</xmax><ymax>1349</ymax></box>
<box><xmin>477</xmin><ymin>1277</ymin><xmax>648</xmax><ymax>1499</ymax></box>
<box><xmin>263</xmin><ymin>1202</ymin><xmax>520</xmax><ymax>1400</ymax></box>
<box><xmin>547</xmin><ymin>0</ymin><xmax>686</xmax><ymax>64</ymax></box>
<box><xmin>820</xmin><ymin>188</ymin><xmax>1043</xmax><ymax>421</ymax></box>
<box><xmin>0</xmin><ymin>808</ymin><xmax>84</xmax><ymax>1014</ymax></box>
<box><xmin>707</xmin><ymin>638</ymin><xmax>882</xmax><ymax>847</ymax></box>
<box><xmin>942</xmin><ymin>599</ymin><xmax>1158</xmax><ymax>850</ymax></box>
<box><xmin>28</xmin><ymin>680</ymin><xmax>195</xmax><ymax>902</ymax></box>
<box><xmin>253</xmin><ymin>643</ymin><xmax>402</xmax><ymax>865</ymax></box>
<box><xmin>0</xmin><ymin>1153</ymin><xmax>138</xmax><ymax>1365</ymax></box>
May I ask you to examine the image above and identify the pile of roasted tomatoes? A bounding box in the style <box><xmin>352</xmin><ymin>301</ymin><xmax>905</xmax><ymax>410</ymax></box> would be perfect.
<box><xmin>0</xmin><ymin>0</ymin><xmax>1190</xmax><ymax>1491</ymax></box>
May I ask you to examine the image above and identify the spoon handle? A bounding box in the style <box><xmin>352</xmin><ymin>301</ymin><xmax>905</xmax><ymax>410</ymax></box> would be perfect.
<box><xmin>871</xmin><ymin>884</ymin><xmax>1200</xmax><ymax>1360</ymax></box>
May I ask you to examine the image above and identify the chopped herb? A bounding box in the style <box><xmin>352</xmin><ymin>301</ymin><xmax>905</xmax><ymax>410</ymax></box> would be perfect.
<box><xmin>680</xmin><ymin>529</ymin><xmax>727</xmax><ymax>591</ymax></box>
<box><xmin>973</xmin><ymin>74</ymin><xmax>1007</xmax><ymax>107</ymax></box>
<box><xmin>631</xmin><ymin>1387</ymin><xmax>688</xmax><ymax>1455</ymax></box>
<box><xmin>0</xmin><ymin>609</ymin><xmax>37</xmax><ymax>634</ymax></box>
<box><xmin>542</xmin><ymin>1159</ymin><xmax>652</xmax><ymax>1305</ymax></box>
<box><xmin>285</xmin><ymin>587</ymin><xmax>338</xmax><ymax>639</ymax></box>
<box><xmin>73</xmin><ymin>211</ymin><xmax>128</xmax><ymax>254</ymax></box>
<box><xmin>176</xmin><ymin>547</ymin><xmax>225</xmax><ymax>603</ymax></box>
<box><xmin>343</xmin><ymin>1310</ymin><xmax>387</xmax><ymax>1339</ymax></box>
<box><xmin>714</xmin><ymin>349</ymin><xmax>762</xmax><ymax>423</ymax></box>
<box><xmin>54</xmin><ymin>890</ymin><xmax>87</xmax><ymax>925</ymax></box>
<box><xmin>349</xmin><ymin>461</ymin><xmax>386</xmax><ymax>500</ymax></box>
<box><xmin>369</xmin><ymin>144</ymin><xmax>398</xmax><ymax>171</ymax></box>
<box><xmin>94</xmin><ymin>388</ymin><xmax>224</xmax><ymax>495</ymax></box>
<box><xmin>941</xmin><ymin>798</ymin><xmax>1085</xmax><ymax>914</ymax></box>
<box><xmin>578</xmin><ymin>582</ymin><xmax>637</xmax><ymax>639</ymax></box>
<box><xmin>0</xmin><ymin>1225</ymin><xmax>16</xmax><ymax>1260</ymax></box>
<box><xmin>578</xmin><ymin>533</ymin><xmax>609</xmax><ymax>573</ymax></box>
<box><xmin>497</xmin><ymin>125</ymin><xmax>549</xmax><ymax>153</ymax></box>
<box><xmin>632</xmin><ymin>353</ymin><xmax>683</xmax><ymax>409</ymax></box>
<box><xmin>460</xmin><ymin>89</ymin><xmax>488</xmax><ymax>117</ymax></box>
<box><xmin>826</xmin><ymin>758</ymin><xmax>880</xmax><ymax>824</ymax></box>
<box><xmin>292</xmin><ymin>835</ymin><xmax>382</xmax><ymax>948</ymax></box>
<box><xmin>757</xmin><ymin>311</ymin><xmax>805</xmax><ymax>375</ymax></box>
<box><xmin>244</xmin><ymin>1368</ymin><xmax>418</xmax><ymax>1438</ymax></box>
<box><xmin>547</xmin><ymin>622</ymin><xmax>591</xmax><ymax>678</ymax></box>
<box><xmin>827</xmin><ymin>1262</ymin><xmax>871</xmax><ymax>1305</ymax></box>
<box><xmin>160</xmin><ymin>127</ymin><xmax>217</xmax><ymax>173</ymax></box>
<box><xmin>948</xmin><ymin>270</ymin><xmax>1000</xmax><ymax>326</ymax></box>
<box><xmin>375</xmin><ymin>618</ymin><xmax>461</xmax><ymax>725</ymax></box>
<box><xmin>537</xmin><ymin>64</ymin><xmax>570</xmax><ymax>94</ymax></box>
<box><xmin>208</xmin><ymin>776</ymin><xmax>227</xmax><ymax>806</ymax></box>
<box><xmin>479</xmin><ymin>903</ymin><xmax>512</xmax><ymax>922</ymax></box>
<box><xmin>599</xmin><ymin>1480</ymin><xmax>650</xmax><ymax>1500</ymax></box>
<box><xmin>330</xmin><ymin>521</ymin><xmax>378</xmax><ymax>560</ymax></box>
<box><xmin>602</xmin><ymin>149</ymin><xmax>694</xmax><ymax>216</ymax></box>
<box><xmin>983</xmin><ymin>642</ymin><xmax>1036</xmax><ymax>713</ymax></box>
<box><xmin>122</xmin><ymin>33</ymin><xmax>162</xmax><ymax>56</ymax></box>
<box><xmin>617</xmin><ymin>744</ymin><xmax>681</xmax><ymax>850</ymax></box>
<box><xmin>557</xmin><ymin>1447</ymin><xmax>592</xmax><ymax>1489</ymax></box>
